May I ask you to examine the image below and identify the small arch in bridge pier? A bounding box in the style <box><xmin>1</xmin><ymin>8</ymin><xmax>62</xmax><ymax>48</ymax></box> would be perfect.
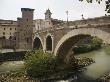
<box><xmin>46</xmin><ymin>36</ymin><xmax>52</xmax><ymax>51</ymax></box>
<box><xmin>33</xmin><ymin>37</ymin><xmax>43</xmax><ymax>49</ymax></box>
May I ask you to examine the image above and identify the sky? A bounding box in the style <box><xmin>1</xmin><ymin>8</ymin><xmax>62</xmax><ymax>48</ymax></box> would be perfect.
<box><xmin>0</xmin><ymin>0</ymin><xmax>107</xmax><ymax>21</ymax></box>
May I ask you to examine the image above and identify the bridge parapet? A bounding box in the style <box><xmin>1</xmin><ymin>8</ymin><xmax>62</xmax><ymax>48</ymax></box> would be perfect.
<box><xmin>34</xmin><ymin>22</ymin><xmax>110</xmax><ymax>35</ymax></box>
<box><xmin>34</xmin><ymin>23</ymin><xmax>66</xmax><ymax>33</ymax></box>
<box><xmin>34</xmin><ymin>16</ymin><xmax>110</xmax><ymax>35</ymax></box>
<box><xmin>69</xmin><ymin>16</ymin><xmax>110</xmax><ymax>26</ymax></box>
<box><xmin>69</xmin><ymin>23</ymin><xmax>110</xmax><ymax>29</ymax></box>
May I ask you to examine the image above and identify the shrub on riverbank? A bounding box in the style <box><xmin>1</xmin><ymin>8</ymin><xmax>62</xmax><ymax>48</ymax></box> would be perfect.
<box><xmin>73</xmin><ymin>36</ymin><xmax>103</xmax><ymax>54</ymax></box>
<box><xmin>24</xmin><ymin>49</ymin><xmax>58</xmax><ymax>78</ymax></box>
<box><xmin>24</xmin><ymin>49</ymin><xmax>80</xmax><ymax>78</ymax></box>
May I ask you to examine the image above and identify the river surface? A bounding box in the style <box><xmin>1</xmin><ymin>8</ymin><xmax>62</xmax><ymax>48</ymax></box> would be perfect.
<box><xmin>0</xmin><ymin>61</ymin><xmax>25</xmax><ymax>73</ymax></box>
<box><xmin>72</xmin><ymin>45</ymin><xmax>110</xmax><ymax>82</ymax></box>
<box><xmin>0</xmin><ymin>46</ymin><xmax>110</xmax><ymax>82</ymax></box>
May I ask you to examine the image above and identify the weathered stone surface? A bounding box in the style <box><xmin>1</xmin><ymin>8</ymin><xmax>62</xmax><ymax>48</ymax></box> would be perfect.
<box><xmin>33</xmin><ymin>15</ymin><xmax>110</xmax><ymax>58</ymax></box>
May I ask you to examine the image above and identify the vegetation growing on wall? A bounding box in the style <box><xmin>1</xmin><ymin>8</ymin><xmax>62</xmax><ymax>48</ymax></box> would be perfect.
<box><xmin>73</xmin><ymin>36</ymin><xmax>103</xmax><ymax>54</ymax></box>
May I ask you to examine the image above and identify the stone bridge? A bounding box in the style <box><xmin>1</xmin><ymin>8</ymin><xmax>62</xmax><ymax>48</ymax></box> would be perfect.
<box><xmin>33</xmin><ymin>16</ymin><xmax>110</xmax><ymax>58</ymax></box>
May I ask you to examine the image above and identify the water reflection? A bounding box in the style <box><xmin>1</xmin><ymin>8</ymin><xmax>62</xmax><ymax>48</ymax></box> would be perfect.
<box><xmin>56</xmin><ymin>46</ymin><xmax>110</xmax><ymax>82</ymax></box>
<box><xmin>75</xmin><ymin>46</ymin><xmax>110</xmax><ymax>81</ymax></box>
<box><xmin>0</xmin><ymin>61</ymin><xmax>24</xmax><ymax>73</ymax></box>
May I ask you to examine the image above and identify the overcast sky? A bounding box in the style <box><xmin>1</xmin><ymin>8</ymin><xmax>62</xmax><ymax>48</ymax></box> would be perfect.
<box><xmin>0</xmin><ymin>0</ymin><xmax>107</xmax><ymax>21</ymax></box>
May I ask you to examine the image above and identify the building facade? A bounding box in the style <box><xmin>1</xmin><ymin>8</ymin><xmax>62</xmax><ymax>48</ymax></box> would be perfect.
<box><xmin>16</xmin><ymin>8</ymin><xmax>34</xmax><ymax>50</ymax></box>
<box><xmin>0</xmin><ymin>8</ymin><xmax>35</xmax><ymax>50</ymax></box>
<box><xmin>34</xmin><ymin>9</ymin><xmax>64</xmax><ymax>31</ymax></box>
<box><xmin>0</xmin><ymin>20</ymin><xmax>17</xmax><ymax>49</ymax></box>
<box><xmin>0</xmin><ymin>8</ymin><xmax>110</xmax><ymax>53</ymax></box>
<box><xmin>0</xmin><ymin>8</ymin><xmax>62</xmax><ymax>50</ymax></box>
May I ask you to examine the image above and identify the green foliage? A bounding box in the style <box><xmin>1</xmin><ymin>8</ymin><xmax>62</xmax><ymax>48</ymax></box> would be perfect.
<box><xmin>73</xmin><ymin>36</ymin><xmax>103</xmax><ymax>54</ymax></box>
<box><xmin>92</xmin><ymin>36</ymin><xmax>103</xmax><ymax>44</ymax></box>
<box><xmin>79</xmin><ymin>0</ymin><xmax>110</xmax><ymax>13</ymax></box>
<box><xmin>24</xmin><ymin>49</ymin><xmax>57</xmax><ymax>78</ymax></box>
<box><xmin>79</xmin><ymin>0</ymin><xmax>102</xmax><ymax>3</ymax></box>
<box><xmin>105</xmin><ymin>0</ymin><xmax>110</xmax><ymax>13</ymax></box>
<box><xmin>24</xmin><ymin>49</ymin><xmax>79</xmax><ymax>78</ymax></box>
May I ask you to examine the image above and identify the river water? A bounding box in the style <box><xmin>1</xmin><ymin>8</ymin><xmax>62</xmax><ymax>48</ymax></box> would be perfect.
<box><xmin>56</xmin><ymin>46</ymin><xmax>110</xmax><ymax>82</ymax></box>
<box><xmin>72</xmin><ymin>45</ymin><xmax>110</xmax><ymax>82</ymax></box>
<box><xmin>0</xmin><ymin>46</ymin><xmax>110</xmax><ymax>82</ymax></box>
<box><xmin>0</xmin><ymin>61</ymin><xmax>25</xmax><ymax>73</ymax></box>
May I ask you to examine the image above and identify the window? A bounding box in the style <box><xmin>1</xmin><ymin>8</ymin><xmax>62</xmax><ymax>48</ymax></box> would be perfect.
<box><xmin>14</xmin><ymin>37</ymin><xmax>16</xmax><ymax>40</ymax></box>
<box><xmin>3</xmin><ymin>32</ymin><xmax>5</xmax><ymax>35</ymax></box>
<box><xmin>18</xmin><ymin>25</ymin><xmax>20</xmax><ymax>27</ymax></box>
<box><xmin>9</xmin><ymin>36</ymin><xmax>12</xmax><ymax>39</ymax></box>
<box><xmin>27</xmin><ymin>38</ymin><xmax>29</xmax><ymax>43</ymax></box>
<box><xmin>20</xmin><ymin>29</ymin><xmax>22</xmax><ymax>31</ymax></box>
<box><xmin>24</xmin><ymin>9</ymin><xmax>27</xmax><ymax>11</ymax></box>
<box><xmin>11</xmin><ymin>21</ymin><xmax>13</xmax><ymax>24</ymax></box>
<box><xmin>27</xmin><ymin>18</ymin><xmax>28</xmax><ymax>22</ymax></box>
<box><xmin>38</xmin><ymin>26</ymin><xmax>39</xmax><ymax>30</ymax></box>
<box><xmin>4</xmin><ymin>28</ymin><xmax>5</xmax><ymax>30</ymax></box>
<box><xmin>10</xmin><ymin>33</ymin><xmax>11</xmax><ymax>35</ymax></box>
<box><xmin>10</xmin><ymin>28</ymin><xmax>12</xmax><ymax>30</ymax></box>
<box><xmin>15</xmin><ymin>28</ymin><xmax>16</xmax><ymax>30</ymax></box>
<box><xmin>2</xmin><ymin>36</ymin><xmax>6</xmax><ymax>39</ymax></box>
<box><xmin>49</xmin><ymin>22</ymin><xmax>50</xmax><ymax>24</ymax></box>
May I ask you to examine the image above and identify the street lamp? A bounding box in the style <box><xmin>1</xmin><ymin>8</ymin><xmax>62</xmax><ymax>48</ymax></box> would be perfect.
<box><xmin>66</xmin><ymin>11</ymin><xmax>69</xmax><ymax>26</ymax></box>
<box><xmin>81</xmin><ymin>14</ymin><xmax>84</xmax><ymax>19</ymax></box>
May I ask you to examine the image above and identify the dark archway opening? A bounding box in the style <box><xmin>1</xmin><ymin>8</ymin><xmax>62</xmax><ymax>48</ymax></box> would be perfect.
<box><xmin>33</xmin><ymin>37</ymin><xmax>42</xmax><ymax>49</ymax></box>
<box><xmin>46</xmin><ymin>36</ymin><xmax>52</xmax><ymax>51</ymax></box>
<box><xmin>57</xmin><ymin>34</ymin><xmax>93</xmax><ymax>60</ymax></box>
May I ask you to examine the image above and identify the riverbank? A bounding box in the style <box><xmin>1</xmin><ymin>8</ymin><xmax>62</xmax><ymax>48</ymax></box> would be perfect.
<box><xmin>97</xmin><ymin>72</ymin><xmax>110</xmax><ymax>82</ymax></box>
<box><xmin>0</xmin><ymin>72</ymin><xmax>40</xmax><ymax>82</ymax></box>
<box><xmin>0</xmin><ymin>61</ymin><xmax>25</xmax><ymax>73</ymax></box>
<box><xmin>75</xmin><ymin>45</ymin><xmax>110</xmax><ymax>81</ymax></box>
<box><xmin>0</xmin><ymin>57</ymin><xmax>95</xmax><ymax>82</ymax></box>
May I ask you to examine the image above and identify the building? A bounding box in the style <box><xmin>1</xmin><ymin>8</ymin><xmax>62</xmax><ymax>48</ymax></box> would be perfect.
<box><xmin>16</xmin><ymin>8</ymin><xmax>34</xmax><ymax>50</ymax></box>
<box><xmin>0</xmin><ymin>8</ymin><xmax>63</xmax><ymax>50</ymax></box>
<box><xmin>34</xmin><ymin>9</ymin><xmax>64</xmax><ymax>31</ymax></box>
<box><xmin>0</xmin><ymin>8</ymin><xmax>35</xmax><ymax>50</ymax></box>
<box><xmin>0</xmin><ymin>20</ymin><xmax>17</xmax><ymax>49</ymax></box>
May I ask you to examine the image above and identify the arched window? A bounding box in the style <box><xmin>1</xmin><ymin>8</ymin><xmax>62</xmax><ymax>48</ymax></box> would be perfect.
<box><xmin>46</xmin><ymin>36</ymin><xmax>52</xmax><ymax>51</ymax></box>
<box><xmin>14</xmin><ymin>37</ymin><xmax>16</xmax><ymax>40</ymax></box>
<box><xmin>2</xmin><ymin>36</ymin><xmax>6</xmax><ymax>39</ymax></box>
<box><xmin>33</xmin><ymin>37</ymin><xmax>42</xmax><ymax>49</ymax></box>
<box><xmin>27</xmin><ymin>38</ymin><xmax>29</xmax><ymax>43</ymax></box>
<box><xmin>9</xmin><ymin>36</ymin><xmax>12</xmax><ymax>40</ymax></box>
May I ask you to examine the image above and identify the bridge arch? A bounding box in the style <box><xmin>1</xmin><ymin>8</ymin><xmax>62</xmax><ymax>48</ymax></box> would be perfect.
<box><xmin>54</xmin><ymin>28</ymin><xmax>110</xmax><ymax>58</ymax></box>
<box><xmin>33</xmin><ymin>36</ymin><xmax>43</xmax><ymax>49</ymax></box>
<box><xmin>45</xmin><ymin>33</ymin><xmax>54</xmax><ymax>53</ymax></box>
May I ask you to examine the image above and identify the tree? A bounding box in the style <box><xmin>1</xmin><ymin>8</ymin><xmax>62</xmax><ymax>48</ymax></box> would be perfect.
<box><xmin>24</xmin><ymin>49</ymin><xmax>81</xmax><ymax>79</ymax></box>
<box><xmin>24</xmin><ymin>49</ymin><xmax>56</xmax><ymax>78</ymax></box>
<box><xmin>79</xmin><ymin>0</ymin><xmax>110</xmax><ymax>13</ymax></box>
